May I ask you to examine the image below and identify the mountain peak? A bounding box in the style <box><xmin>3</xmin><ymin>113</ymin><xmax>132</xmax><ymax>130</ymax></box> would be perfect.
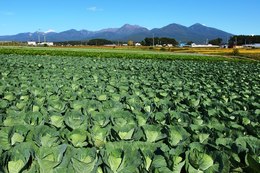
<box><xmin>63</xmin><ymin>29</ymin><xmax>78</xmax><ymax>32</ymax></box>
<box><xmin>192</xmin><ymin>23</ymin><xmax>203</xmax><ymax>26</ymax></box>
<box><xmin>162</xmin><ymin>23</ymin><xmax>187</xmax><ymax>29</ymax></box>
<box><xmin>117</xmin><ymin>24</ymin><xmax>149</xmax><ymax>34</ymax></box>
<box><xmin>189</xmin><ymin>23</ymin><xmax>206</xmax><ymax>28</ymax></box>
<box><xmin>98</xmin><ymin>28</ymin><xmax>118</xmax><ymax>33</ymax></box>
<box><xmin>120</xmin><ymin>24</ymin><xmax>143</xmax><ymax>29</ymax></box>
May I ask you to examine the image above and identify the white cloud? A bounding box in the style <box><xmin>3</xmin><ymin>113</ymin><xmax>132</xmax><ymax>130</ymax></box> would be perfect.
<box><xmin>87</xmin><ymin>6</ymin><xmax>103</xmax><ymax>12</ymax></box>
<box><xmin>45</xmin><ymin>29</ymin><xmax>55</xmax><ymax>33</ymax></box>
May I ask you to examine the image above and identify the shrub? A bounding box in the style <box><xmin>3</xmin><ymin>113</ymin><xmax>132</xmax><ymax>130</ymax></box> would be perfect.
<box><xmin>160</xmin><ymin>47</ymin><xmax>166</xmax><ymax>51</ymax></box>
<box><xmin>232</xmin><ymin>48</ymin><xmax>240</xmax><ymax>56</ymax></box>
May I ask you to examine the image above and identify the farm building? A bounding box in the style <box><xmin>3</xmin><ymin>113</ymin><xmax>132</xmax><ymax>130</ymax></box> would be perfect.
<box><xmin>191</xmin><ymin>43</ymin><xmax>219</xmax><ymax>48</ymax></box>
<box><xmin>37</xmin><ymin>42</ymin><xmax>54</xmax><ymax>46</ymax></box>
<box><xmin>243</xmin><ymin>43</ymin><xmax>260</xmax><ymax>48</ymax></box>
<box><xmin>27</xmin><ymin>41</ymin><xmax>37</xmax><ymax>46</ymax></box>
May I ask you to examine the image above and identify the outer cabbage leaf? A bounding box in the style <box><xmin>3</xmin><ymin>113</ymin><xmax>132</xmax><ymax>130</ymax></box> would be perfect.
<box><xmin>235</xmin><ymin>136</ymin><xmax>260</xmax><ymax>155</ymax></box>
<box><xmin>4</xmin><ymin>92</ymin><xmax>16</xmax><ymax>101</ymax></box>
<box><xmin>113</xmin><ymin>124</ymin><xmax>136</xmax><ymax>140</ymax></box>
<box><xmin>70</xmin><ymin>100</ymin><xmax>85</xmax><ymax>111</ymax></box>
<box><xmin>64</xmin><ymin>110</ymin><xmax>88</xmax><ymax>130</ymax></box>
<box><xmin>0</xmin><ymin>99</ymin><xmax>8</xmax><ymax>109</ymax></box>
<box><xmin>3</xmin><ymin>110</ymin><xmax>26</xmax><ymax>126</ymax></box>
<box><xmin>102</xmin><ymin>142</ymin><xmax>142</xmax><ymax>173</ymax></box>
<box><xmin>69</xmin><ymin>147</ymin><xmax>100</xmax><ymax>173</ymax></box>
<box><xmin>1</xmin><ymin>142</ymin><xmax>34</xmax><ymax>173</ymax></box>
<box><xmin>91</xmin><ymin>125</ymin><xmax>110</xmax><ymax>148</ymax></box>
<box><xmin>0</xmin><ymin>127</ymin><xmax>12</xmax><ymax>150</ymax></box>
<box><xmin>24</xmin><ymin>111</ymin><xmax>45</xmax><ymax>126</ymax></box>
<box><xmin>245</xmin><ymin>154</ymin><xmax>260</xmax><ymax>173</ymax></box>
<box><xmin>67</xmin><ymin>129</ymin><xmax>88</xmax><ymax>148</ymax></box>
<box><xmin>8</xmin><ymin>160</ymin><xmax>24</xmax><ymax>173</ymax></box>
<box><xmin>90</xmin><ymin>111</ymin><xmax>110</xmax><ymax>127</ymax></box>
<box><xmin>111</xmin><ymin>110</ymin><xmax>136</xmax><ymax>127</ymax></box>
<box><xmin>187</xmin><ymin>149</ymin><xmax>214</xmax><ymax>171</ymax></box>
<box><xmin>36</xmin><ymin>144</ymin><xmax>67</xmax><ymax>173</ymax></box>
<box><xmin>168</xmin><ymin>125</ymin><xmax>190</xmax><ymax>146</ymax></box>
<box><xmin>11</xmin><ymin>133</ymin><xmax>24</xmax><ymax>145</ymax></box>
<box><xmin>48</xmin><ymin>99</ymin><xmax>67</xmax><ymax>113</ymax></box>
<box><xmin>32</xmin><ymin>125</ymin><xmax>61</xmax><ymax>147</ymax></box>
<box><xmin>50</xmin><ymin>114</ymin><xmax>64</xmax><ymax>128</ymax></box>
<box><xmin>137</xmin><ymin>142</ymin><xmax>161</xmax><ymax>171</ymax></box>
<box><xmin>142</xmin><ymin>125</ymin><xmax>166</xmax><ymax>143</ymax></box>
<box><xmin>132</xmin><ymin>110</ymin><xmax>147</xmax><ymax>126</ymax></box>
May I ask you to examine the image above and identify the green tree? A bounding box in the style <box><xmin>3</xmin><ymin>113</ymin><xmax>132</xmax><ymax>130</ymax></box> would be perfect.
<box><xmin>128</xmin><ymin>40</ymin><xmax>134</xmax><ymax>46</ymax></box>
<box><xmin>229</xmin><ymin>35</ymin><xmax>260</xmax><ymax>47</ymax></box>
<box><xmin>88</xmin><ymin>39</ymin><xmax>113</xmax><ymax>46</ymax></box>
<box><xmin>143</xmin><ymin>37</ymin><xmax>178</xmax><ymax>46</ymax></box>
<box><xmin>208</xmin><ymin>38</ymin><xmax>222</xmax><ymax>45</ymax></box>
<box><xmin>186</xmin><ymin>41</ymin><xmax>194</xmax><ymax>45</ymax></box>
<box><xmin>159</xmin><ymin>37</ymin><xmax>178</xmax><ymax>46</ymax></box>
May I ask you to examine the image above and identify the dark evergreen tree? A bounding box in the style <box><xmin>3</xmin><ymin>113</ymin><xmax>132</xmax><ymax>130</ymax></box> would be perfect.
<box><xmin>143</xmin><ymin>37</ymin><xmax>178</xmax><ymax>46</ymax></box>
<box><xmin>88</xmin><ymin>39</ymin><xmax>113</xmax><ymax>46</ymax></box>
<box><xmin>208</xmin><ymin>38</ymin><xmax>222</xmax><ymax>45</ymax></box>
<box><xmin>229</xmin><ymin>35</ymin><xmax>260</xmax><ymax>47</ymax></box>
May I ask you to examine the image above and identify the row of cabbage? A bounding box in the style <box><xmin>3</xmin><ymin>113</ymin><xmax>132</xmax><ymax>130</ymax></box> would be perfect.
<box><xmin>0</xmin><ymin>54</ymin><xmax>259</xmax><ymax>172</ymax></box>
<box><xmin>0</xmin><ymin>47</ymin><xmax>238</xmax><ymax>61</ymax></box>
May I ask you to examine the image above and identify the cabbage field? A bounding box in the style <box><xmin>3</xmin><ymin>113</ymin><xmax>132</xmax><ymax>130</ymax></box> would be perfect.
<box><xmin>0</xmin><ymin>54</ymin><xmax>259</xmax><ymax>173</ymax></box>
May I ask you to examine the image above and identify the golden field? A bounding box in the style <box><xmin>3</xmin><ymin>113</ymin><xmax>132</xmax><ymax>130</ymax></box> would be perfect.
<box><xmin>167</xmin><ymin>47</ymin><xmax>260</xmax><ymax>60</ymax></box>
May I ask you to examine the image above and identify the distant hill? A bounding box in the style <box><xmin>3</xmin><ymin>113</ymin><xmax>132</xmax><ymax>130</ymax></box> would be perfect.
<box><xmin>0</xmin><ymin>23</ymin><xmax>233</xmax><ymax>43</ymax></box>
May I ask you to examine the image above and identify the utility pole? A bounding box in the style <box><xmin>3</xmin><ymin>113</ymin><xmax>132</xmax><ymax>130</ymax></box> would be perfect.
<box><xmin>226</xmin><ymin>35</ymin><xmax>228</xmax><ymax>45</ymax></box>
<box><xmin>29</xmin><ymin>33</ymin><xmax>32</xmax><ymax>41</ymax></box>
<box><xmin>38</xmin><ymin>29</ymin><xmax>41</xmax><ymax>43</ymax></box>
<box><xmin>153</xmin><ymin>33</ymin><xmax>154</xmax><ymax>47</ymax></box>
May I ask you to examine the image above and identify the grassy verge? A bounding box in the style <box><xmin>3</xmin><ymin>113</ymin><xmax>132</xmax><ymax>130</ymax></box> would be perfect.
<box><xmin>0</xmin><ymin>46</ymin><xmax>253</xmax><ymax>61</ymax></box>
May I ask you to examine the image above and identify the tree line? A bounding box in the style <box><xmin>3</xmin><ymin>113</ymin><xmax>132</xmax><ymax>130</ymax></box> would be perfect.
<box><xmin>54</xmin><ymin>35</ymin><xmax>260</xmax><ymax>47</ymax></box>
<box><xmin>55</xmin><ymin>39</ymin><xmax>114</xmax><ymax>46</ymax></box>
<box><xmin>229</xmin><ymin>35</ymin><xmax>260</xmax><ymax>47</ymax></box>
<box><xmin>141</xmin><ymin>37</ymin><xmax>178</xmax><ymax>46</ymax></box>
<box><xmin>55</xmin><ymin>37</ymin><xmax>179</xmax><ymax>46</ymax></box>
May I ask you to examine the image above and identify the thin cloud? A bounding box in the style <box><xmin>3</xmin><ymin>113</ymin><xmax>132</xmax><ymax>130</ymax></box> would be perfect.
<box><xmin>87</xmin><ymin>6</ymin><xmax>103</xmax><ymax>12</ymax></box>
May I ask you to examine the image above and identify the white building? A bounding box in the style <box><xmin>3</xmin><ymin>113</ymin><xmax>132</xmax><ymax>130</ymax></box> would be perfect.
<box><xmin>166</xmin><ymin>44</ymin><xmax>173</xmax><ymax>47</ymax></box>
<box><xmin>191</xmin><ymin>43</ymin><xmax>219</xmax><ymax>48</ymax></box>
<box><xmin>104</xmin><ymin>44</ymin><xmax>117</xmax><ymax>47</ymax></box>
<box><xmin>27</xmin><ymin>41</ymin><xmax>37</xmax><ymax>46</ymax></box>
<box><xmin>243</xmin><ymin>43</ymin><xmax>260</xmax><ymax>48</ymax></box>
<box><xmin>38</xmin><ymin>42</ymin><xmax>54</xmax><ymax>46</ymax></box>
<box><xmin>135</xmin><ymin>43</ymin><xmax>141</xmax><ymax>46</ymax></box>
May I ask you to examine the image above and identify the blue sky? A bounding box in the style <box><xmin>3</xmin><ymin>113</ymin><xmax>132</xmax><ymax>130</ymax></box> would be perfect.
<box><xmin>0</xmin><ymin>0</ymin><xmax>259</xmax><ymax>35</ymax></box>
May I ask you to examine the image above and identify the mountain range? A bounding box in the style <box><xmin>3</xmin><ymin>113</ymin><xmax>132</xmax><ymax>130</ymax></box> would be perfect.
<box><xmin>0</xmin><ymin>23</ymin><xmax>233</xmax><ymax>43</ymax></box>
